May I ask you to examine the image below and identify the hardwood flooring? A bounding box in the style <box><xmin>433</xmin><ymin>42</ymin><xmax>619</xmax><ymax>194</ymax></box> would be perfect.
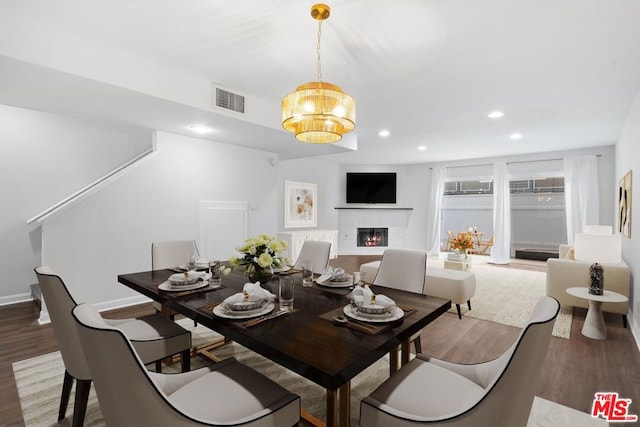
<box><xmin>1</xmin><ymin>255</ymin><xmax>638</xmax><ymax>425</ymax></box>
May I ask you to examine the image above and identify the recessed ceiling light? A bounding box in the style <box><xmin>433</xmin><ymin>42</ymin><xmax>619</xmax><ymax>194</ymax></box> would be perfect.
<box><xmin>488</xmin><ymin>111</ymin><xmax>504</xmax><ymax>119</ymax></box>
<box><xmin>378</xmin><ymin>130</ymin><xmax>390</xmax><ymax>137</ymax></box>
<box><xmin>188</xmin><ymin>124</ymin><xmax>211</xmax><ymax>134</ymax></box>
<box><xmin>417</xmin><ymin>145</ymin><xmax>427</xmax><ymax>151</ymax></box>
<box><xmin>510</xmin><ymin>133</ymin><xmax>523</xmax><ymax>139</ymax></box>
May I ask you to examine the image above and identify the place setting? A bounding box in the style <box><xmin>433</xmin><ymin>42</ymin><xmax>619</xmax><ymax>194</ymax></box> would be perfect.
<box><xmin>158</xmin><ymin>258</ymin><xmax>224</xmax><ymax>297</ymax></box>
<box><xmin>321</xmin><ymin>284</ymin><xmax>412</xmax><ymax>334</ymax></box>
<box><xmin>211</xmin><ymin>281</ymin><xmax>297</xmax><ymax>328</ymax></box>
<box><xmin>315</xmin><ymin>267</ymin><xmax>354</xmax><ymax>288</ymax></box>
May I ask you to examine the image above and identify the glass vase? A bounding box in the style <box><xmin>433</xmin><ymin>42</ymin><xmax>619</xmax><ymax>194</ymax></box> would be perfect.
<box><xmin>248</xmin><ymin>265</ymin><xmax>274</xmax><ymax>284</ymax></box>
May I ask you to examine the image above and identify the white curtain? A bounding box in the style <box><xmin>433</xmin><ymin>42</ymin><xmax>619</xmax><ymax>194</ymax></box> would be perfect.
<box><xmin>426</xmin><ymin>167</ymin><xmax>445</xmax><ymax>255</ymax></box>
<box><xmin>489</xmin><ymin>161</ymin><xmax>511</xmax><ymax>264</ymax></box>
<box><xmin>563</xmin><ymin>155</ymin><xmax>599</xmax><ymax>245</ymax></box>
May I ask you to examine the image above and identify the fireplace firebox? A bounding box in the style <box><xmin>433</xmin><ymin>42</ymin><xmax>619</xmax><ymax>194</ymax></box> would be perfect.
<box><xmin>357</xmin><ymin>228</ymin><xmax>388</xmax><ymax>247</ymax></box>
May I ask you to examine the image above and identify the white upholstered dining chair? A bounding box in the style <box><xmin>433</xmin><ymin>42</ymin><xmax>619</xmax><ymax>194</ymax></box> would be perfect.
<box><xmin>151</xmin><ymin>240</ymin><xmax>200</xmax><ymax>315</ymax></box>
<box><xmin>371</xmin><ymin>248</ymin><xmax>428</xmax><ymax>352</ymax></box>
<box><xmin>152</xmin><ymin>240</ymin><xmax>200</xmax><ymax>271</ymax></box>
<box><xmin>360</xmin><ymin>296</ymin><xmax>560</xmax><ymax>426</ymax></box>
<box><xmin>35</xmin><ymin>266</ymin><xmax>192</xmax><ymax>427</ymax></box>
<box><xmin>152</xmin><ymin>239</ymin><xmax>227</xmax><ymax>362</ymax></box>
<box><xmin>72</xmin><ymin>302</ymin><xmax>301</xmax><ymax>427</ymax></box>
<box><xmin>293</xmin><ymin>240</ymin><xmax>332</xmax><ymax>273</ymax></box>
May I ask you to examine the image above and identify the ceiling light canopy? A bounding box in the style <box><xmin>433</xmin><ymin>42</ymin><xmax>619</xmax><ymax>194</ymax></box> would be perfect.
<box><xmin>282</xmin><ymin>4</ymin><xmax>356</xmax><ymax>144</ymax></box>
<box><xmin>510</xmin><ymin>133</ymin><xmax>523</xmax><ymax>139</ymax></box>
<box><xmin>488</xmin><ymin>111</ymin><xmax>504</xmax><ymax>119</ymax></box>
<box><xmin>379</xmin><ymin>130</ymin><xmax>390</xmax><ymax>137</ymax></box>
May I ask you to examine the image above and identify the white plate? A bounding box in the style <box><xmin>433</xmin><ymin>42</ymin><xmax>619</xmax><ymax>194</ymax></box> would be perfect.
<box><xmin>158</xmin><ymin>280</ymin><xmax>209</xmax><ymax>292</ymax></box>
<box><xmin>169</xmin><ymin>271</ymin><xmax>211</xmax><ymax>283</ymax></box>
<box><xmin>317</xmin><ymin>278</ymin><xmax>353</xmax><ymax>288</ymax></box>
<box><xmin>213</xmin><ymin>302</ymin><xmax>276</xmax><ymax>319</ymax></box>
<box><xmin>343</xmin><ymin>304</ymin><xmax>403</xmax><ymax>323</ymax></box>
<box><xmin>273</xmin><ymin>266</ymin><xmax>291</xmax><ymax>273</ymax></box>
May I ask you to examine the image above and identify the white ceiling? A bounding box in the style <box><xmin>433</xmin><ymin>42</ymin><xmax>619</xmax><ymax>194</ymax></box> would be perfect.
<box><xmin>1</xmin><ymin>0</ymin><xmax>640</xmax><ymax>164</ymax></box>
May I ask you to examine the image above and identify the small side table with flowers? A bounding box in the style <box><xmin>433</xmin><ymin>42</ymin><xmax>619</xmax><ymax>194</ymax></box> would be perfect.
<box><xmin>448</xmin><ymin>232</ymin><xmax>475</xmax><ymax>261</ymax></box>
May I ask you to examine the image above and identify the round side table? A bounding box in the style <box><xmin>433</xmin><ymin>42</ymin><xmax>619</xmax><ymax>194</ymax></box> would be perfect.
<box><xmin>566</xmin><ymin>287</ymin><xmax>628</xmax><ymax>340</ymax></box>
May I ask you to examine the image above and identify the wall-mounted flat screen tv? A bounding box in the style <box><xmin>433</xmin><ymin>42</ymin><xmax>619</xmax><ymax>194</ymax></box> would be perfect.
<box><xmin>346</xmin><ymin>172</ymin><xmax>397</xmax><ymax>203</ymax></box>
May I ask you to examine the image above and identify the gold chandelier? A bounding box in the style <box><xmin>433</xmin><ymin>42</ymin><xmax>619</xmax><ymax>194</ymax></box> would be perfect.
<box><xmin>282</xmin><ymin>3</ymin><xmax>356</xmax><ymax>144</ymax></box>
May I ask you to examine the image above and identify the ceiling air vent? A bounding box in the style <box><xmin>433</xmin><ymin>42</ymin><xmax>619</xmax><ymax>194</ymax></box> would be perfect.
<box><xmin>214</xmin><ymin>85</ymin><xmax>245</xmax><ymax>114</ymax></box>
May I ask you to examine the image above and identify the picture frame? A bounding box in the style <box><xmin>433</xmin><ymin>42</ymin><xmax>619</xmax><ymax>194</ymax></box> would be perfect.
<box><xmin>618</xmin><ymin>170</ymin><xmax>632</xmax><ymax>238</ymax></box>
<box><xmin>284</xmin><ymin>181</ymin><xmax>317</xmax><ymax>228</ymax></box>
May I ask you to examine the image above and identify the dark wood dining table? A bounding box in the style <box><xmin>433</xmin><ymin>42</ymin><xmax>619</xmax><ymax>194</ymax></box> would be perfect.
<box><xmin>118</xmin><ymin>268</ymin><xmax>451</xmax><ymax>427</ymax></box>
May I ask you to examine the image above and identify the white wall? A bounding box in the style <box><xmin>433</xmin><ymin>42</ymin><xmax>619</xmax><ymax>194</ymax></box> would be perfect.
<box><xmin>616</xmin><ymin>89</ymin><xmax>640</xmax><ymax>342</ymax></box>
<box><xmin>0</xmin><ymin>104</ymin><xmax>150</xmax><ymax>303</ymax></box>
<box><xmin>42</xmin><ymin>131</ymin><xmax>279</xmax><ymax>306</ymax></box>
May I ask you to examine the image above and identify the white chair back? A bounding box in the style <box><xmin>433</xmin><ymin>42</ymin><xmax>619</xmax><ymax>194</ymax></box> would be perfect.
<box><xmin>373</xmin><ymin>248</ymin><xmax>427</xmax><ymax>293</ymax></box>
<box><xmin>35</xmin><ymin>266</ymin><xmax>91</xmax><ymax>381</ymax></box>
<box><xmin>152</xmin><ymin>240</ymin><xmax>199</xmax><ymax>270</ymax></box>
<box><xmin>293</xmin><ymin>240</ymin><xmax>331</xmax><ymax>273</ymax></box>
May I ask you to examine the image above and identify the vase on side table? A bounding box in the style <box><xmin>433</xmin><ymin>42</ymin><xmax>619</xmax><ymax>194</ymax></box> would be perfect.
<box><xmin>447</xmin><ymin>250</ymin><xmax>467</xmax><ymax>262</ymax></box>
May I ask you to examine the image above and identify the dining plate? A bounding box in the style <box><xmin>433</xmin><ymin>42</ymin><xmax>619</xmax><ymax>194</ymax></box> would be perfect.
<box><xmin>273</xmin><ymin>266</ymin><xmax>291</xmax><ymax>273</ymax></box>
<box><xmin>213</xmin><ymin>302</ymin><xmax>276</xmax><ymax>319</ymax></box>
<box><xmin>343</xmin><ymin>304</ymin><xmax>403</xmax><ymax>323</ymax></box>
<box><xmin>158</xmin><ymin>280</ymin><xmax>209</xmax><ymax>292</ymax></box>
<box><xmin>317</xmin><ymin>278</ymin><xmax>353</xmax><ymax>288</ymax></box>
<box><xmin>168</xmin><ymin>271</ymin><xmax>210</xmax><ymax>284</ymax></box>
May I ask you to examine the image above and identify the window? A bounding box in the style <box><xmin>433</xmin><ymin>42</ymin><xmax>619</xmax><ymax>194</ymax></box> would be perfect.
<box><xmin>444</xmin><ymin>180</ymin><xmax>493</xmax><ymax>195</ymax></box>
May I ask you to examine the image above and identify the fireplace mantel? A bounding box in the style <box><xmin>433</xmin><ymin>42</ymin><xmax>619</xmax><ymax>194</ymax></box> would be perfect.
<box><xmin>334</xmin><ymin>207</ymin><xmax>413</xmax><ymax>210</ymax></box>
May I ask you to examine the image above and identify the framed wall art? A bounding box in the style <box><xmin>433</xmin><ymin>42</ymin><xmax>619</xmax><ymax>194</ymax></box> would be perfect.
<box><xmin>618</xmin><ymin>170</ymin><xmax>632</xmax><ymax>238</ymax></box>
<box><xmin>284</xmin><ymin>181</ymin><xmax>317</xmax><ymax>228</ymax></box>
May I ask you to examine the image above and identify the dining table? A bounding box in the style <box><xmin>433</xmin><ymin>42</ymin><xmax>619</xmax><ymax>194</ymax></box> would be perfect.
<box><xmin>118</xmin><ymin>268</ymin><xmax>451</xmax><ymax>427</ymax></box>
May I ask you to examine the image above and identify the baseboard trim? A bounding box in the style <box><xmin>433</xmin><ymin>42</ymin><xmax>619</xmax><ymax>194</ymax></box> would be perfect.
<box><xmin>0</xmin><ymin>293</ymin><xmax>32</xmax><ymax>307</ymax></box>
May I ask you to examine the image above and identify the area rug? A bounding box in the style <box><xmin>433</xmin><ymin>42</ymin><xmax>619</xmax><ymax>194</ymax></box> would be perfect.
<box><xmin>428</xmin><ymin>255</ymin><xmax>572</xmax><ymax>339</ymax></box>
<box><xmin>13</xmin><ymin>344</ymin><xmax>606</xmax><ymax>426</ymax></box>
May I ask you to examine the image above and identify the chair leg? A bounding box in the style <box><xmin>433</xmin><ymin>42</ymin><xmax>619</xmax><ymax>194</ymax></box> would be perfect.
<box><xmin>155</xmin><ymin>360</ymin><xmax>162</xmax><ymax>373</ymax></box>
<box><xmin>467</xmin><ymin>300</ymin><xmax>472</xmax><ymax>311</ymax></box>
<box><xmin>456</xmin><ymin>304</ymin><xmax>462</xmax><ymax>319</ymax></box>
<box><xmin>58</xmin><ymin>370</ymin><xmax>73</xmax><ymax>420</ymax></box>
<box><xmin>413</xmin><ymin>337</ymin><xmax>422</xmax><ymax>354</ymax></box>
<box><xmin>623</xmin><ymin>315</ymin><xmax>628</xmax><ymax>328</ymax></box>
<box><xmin>181</xmin><ymin>349</ymin><xmax>191</xmax><ymax>372</ymax></box>
<box><xmin>72</xmin><ymin>379</ymin><xmax>91</xmax><ymax>427</ymax></box>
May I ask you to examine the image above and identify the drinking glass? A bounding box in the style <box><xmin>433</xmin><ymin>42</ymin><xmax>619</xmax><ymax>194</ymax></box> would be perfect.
<box><xmin>279</xmin><ymin>276</ymin><xmax>294</xmax><ymax>310</ymax></box>
<box><xmin>186</xmin><ymin>252</ymin><xmax>197</xmax><ymax>271</ymax></box>
<box><xmin>302</xmin><ymin>260</ymin><xmax>314</xmax><ymax>287</ymax></box>
<box><xmin>209</xmin><ymin>261</ymin><xmax>221</xmax><ymax>283</ymax></box>
<box><xmin>353</xmin><ymin>272</ymin><xmax>362</xmax><ymax>285</ymax></box>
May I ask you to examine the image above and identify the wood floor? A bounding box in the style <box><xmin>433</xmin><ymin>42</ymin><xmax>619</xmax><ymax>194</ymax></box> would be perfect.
<box><xmin>1</xmin><ymin>255</ymin><xmax>638</xmax><ymax>425</ymax></box>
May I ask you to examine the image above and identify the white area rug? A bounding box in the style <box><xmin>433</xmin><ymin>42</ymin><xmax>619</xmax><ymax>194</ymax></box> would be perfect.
<box><xmin>429</xmin><ymin>255</ymin><xmax>572</xmax><ymax>339</ymax></box>
<box><xmin>14</xmin><ymin>341</ymin><xmax>605</xmax><ymax>426</ymax></box>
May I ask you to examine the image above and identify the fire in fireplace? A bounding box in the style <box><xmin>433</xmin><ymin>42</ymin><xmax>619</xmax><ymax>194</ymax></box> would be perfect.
<box><xmin>357</xmin><ymin>228</ymin><xmax>389</xmax><ymax>247</ymax></box>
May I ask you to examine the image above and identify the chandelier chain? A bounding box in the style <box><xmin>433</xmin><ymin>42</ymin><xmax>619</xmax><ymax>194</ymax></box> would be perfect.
<box><xmin>316</xmin><ymin>20</ymin><xmax>323</xmax><ymax>82</ymax></box>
